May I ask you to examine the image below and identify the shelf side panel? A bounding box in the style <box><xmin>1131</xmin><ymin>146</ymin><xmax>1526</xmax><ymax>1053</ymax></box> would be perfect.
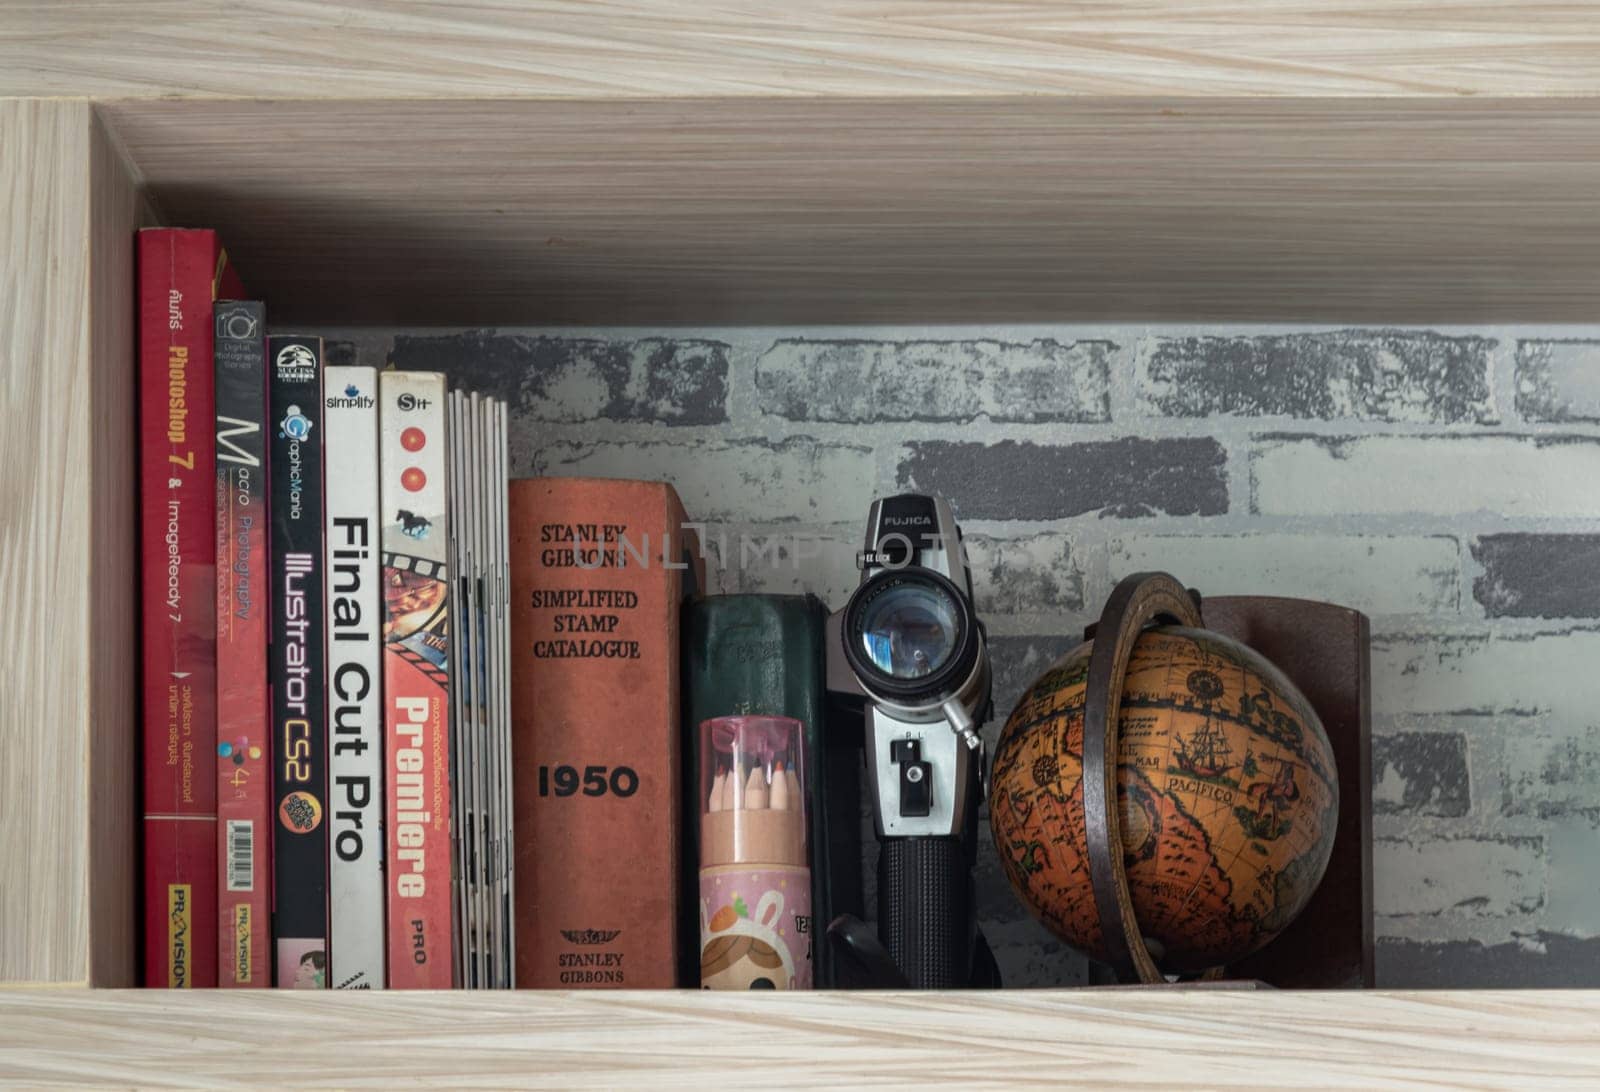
<box><xmin>86</xmin><ymin>109</ymin><xmax>150</xmax><ymax>988</ymax></box>
<box><xmin>0</xmin><ymin>98</ymin><xmax>94</xmax><ymax>984</ymax></box>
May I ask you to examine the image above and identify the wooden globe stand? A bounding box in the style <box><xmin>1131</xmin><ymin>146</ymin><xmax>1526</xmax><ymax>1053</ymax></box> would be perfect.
<box><xmin>1081</xmin><ymin>572</ymin><xmax>1374</xmax><ymax>988</ymax></box>
<box><xmin>1081</xmin><ymin>573</ymin><xmax>1204</xmax><ymax>984</ymax></box>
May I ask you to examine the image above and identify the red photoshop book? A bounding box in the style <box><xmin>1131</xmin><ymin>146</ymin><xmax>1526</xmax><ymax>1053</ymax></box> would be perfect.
<box><xmin>138</xmin><ymin>228</ymin><xmax>244</xmax><ymax>987</ymax></box>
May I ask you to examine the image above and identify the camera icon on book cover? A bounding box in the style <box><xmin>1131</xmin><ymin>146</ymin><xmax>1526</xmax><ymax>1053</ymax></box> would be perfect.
<box><xmin>215</xmin><ymin>305</ymin><xmax>260</xmax><ymax>341</ymax></box>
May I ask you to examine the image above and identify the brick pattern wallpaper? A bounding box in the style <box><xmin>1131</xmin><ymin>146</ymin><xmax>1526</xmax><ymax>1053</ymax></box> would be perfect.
<box><xmin>321</xmin><ymin>325</ymin><xmax>1600</xmax><ymax>988</ymax></box>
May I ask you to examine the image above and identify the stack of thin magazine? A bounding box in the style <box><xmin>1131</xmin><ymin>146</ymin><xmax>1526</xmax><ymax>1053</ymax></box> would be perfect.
<box><xmin>446</xmin><ymin>390</ymin><xmax>515</xmax><ymax>987</ymax></box>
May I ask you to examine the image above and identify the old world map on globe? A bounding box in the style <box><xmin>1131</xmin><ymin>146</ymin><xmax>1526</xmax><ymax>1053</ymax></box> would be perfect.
<box><xmin>990</xmin><ymin>626</ymin><xmax>1339</xmax><ymax>974</ymax></box>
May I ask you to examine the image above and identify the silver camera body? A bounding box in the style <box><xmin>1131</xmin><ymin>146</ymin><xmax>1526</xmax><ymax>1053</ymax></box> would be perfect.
<box><xmin>826</xmin><ymin>494</ymin><xmax>992</xmax><ymax>839</ymax></box>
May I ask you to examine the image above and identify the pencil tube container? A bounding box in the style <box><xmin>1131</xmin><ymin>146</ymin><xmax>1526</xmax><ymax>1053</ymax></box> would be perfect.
<box><xmin>698</xmin><ymin>715</ymin><xmax>812</xmax><ymax>989</ymax></box>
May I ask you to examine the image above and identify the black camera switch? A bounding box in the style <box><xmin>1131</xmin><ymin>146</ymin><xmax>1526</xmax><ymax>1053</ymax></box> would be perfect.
<box><xmin>891</xmin><ymin>738</ymin><xmax>932</xmax><ymax>817</ymax></box>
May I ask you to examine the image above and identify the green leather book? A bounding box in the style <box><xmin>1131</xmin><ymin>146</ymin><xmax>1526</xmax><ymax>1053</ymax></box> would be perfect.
<box><xmin>683</xmin><ymin>594</ymin><xmax>850</xmax><ymax>988</ymax></box>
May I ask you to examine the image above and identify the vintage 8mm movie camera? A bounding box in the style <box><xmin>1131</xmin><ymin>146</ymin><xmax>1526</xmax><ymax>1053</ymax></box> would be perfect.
<box><xmin>825</xmin><ymin>493</ymin><xmax>999</xmax><ymax>988</ymax></box>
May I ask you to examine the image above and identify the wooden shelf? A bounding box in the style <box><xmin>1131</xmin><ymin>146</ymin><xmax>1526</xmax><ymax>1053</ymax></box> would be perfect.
<box><xmin>5</xmin><ymin>5</ymin><xmax>1600</xmax><ymax>1080</ymax></box>
<box><xmin>99</xmin><ymin>95</ymin><xmax>1600</xmax><ymax>327</ymax></box>
<box><xmin>5</xmin><ymin>1</ymin><xmax>1600</xmax><ymax>100</ymax></box>
<box><xmin>4</xmin><ymin>988</ymin><xmax>1600</xmax><ymax>1087</ymax></box>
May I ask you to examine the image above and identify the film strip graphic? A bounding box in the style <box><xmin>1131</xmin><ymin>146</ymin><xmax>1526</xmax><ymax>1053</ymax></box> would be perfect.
<box><xmin>383</xmin><ymin>547</ymin><xmax>450</xmax><ymax>688</ymax></box>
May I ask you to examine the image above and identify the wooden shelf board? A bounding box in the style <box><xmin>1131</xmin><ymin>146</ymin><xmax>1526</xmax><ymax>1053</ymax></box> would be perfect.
<box><xmin>101</xmin><ymin>95</ymin><xmax>1600</xmax><ymax>326</ymax></box>
<box><xmin>2</xmin><ymin>988</ymin><xmax>1599</xmax><ymax>1087</ymax></box>
<box><xmin>5</xmin><ymin>2</ymin><xmax>1600</xmax><ymax>100</ymax></box>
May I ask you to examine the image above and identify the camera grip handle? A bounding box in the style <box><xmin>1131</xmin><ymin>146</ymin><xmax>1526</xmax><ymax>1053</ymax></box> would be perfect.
<box><xmin>878</xmin><ymin>835</ymin><xmax>971</xmax><ymax>989</ymax></box>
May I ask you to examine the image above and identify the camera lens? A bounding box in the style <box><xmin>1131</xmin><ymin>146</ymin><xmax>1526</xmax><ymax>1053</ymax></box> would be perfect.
<box><xmin>842</xmin><ymin>567</ymin><xmax>980</xmax><ymax>706</ymax></box>
<box><xmin>858</xmin><ymin>582</ymin><xmax>960</xmax><ymax>679</ymax></box>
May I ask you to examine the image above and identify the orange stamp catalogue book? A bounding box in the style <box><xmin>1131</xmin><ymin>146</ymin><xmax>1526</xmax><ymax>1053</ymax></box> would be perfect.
<box><xmin>509</xmin><ymin>478</ymin><xmax>703</xmax><ymax>988</ymax></box>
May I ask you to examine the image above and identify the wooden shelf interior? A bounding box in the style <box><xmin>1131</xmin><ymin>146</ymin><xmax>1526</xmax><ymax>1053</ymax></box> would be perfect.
<box><xmin>103</xmin><ymin>96</ymin><xmax>1600</xmax><ymax>327</ymax></box>
<box><xmin>17</xmin><ymin>91</ymin><xmax>1600</xmax><ymax>986</ymax></box>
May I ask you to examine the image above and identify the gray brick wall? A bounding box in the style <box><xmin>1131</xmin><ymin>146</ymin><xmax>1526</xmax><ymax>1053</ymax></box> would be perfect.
<box><xmin>320</xmin><ymin>323</ymin><xmax>1600</xmax><ymax>989</ymax></box>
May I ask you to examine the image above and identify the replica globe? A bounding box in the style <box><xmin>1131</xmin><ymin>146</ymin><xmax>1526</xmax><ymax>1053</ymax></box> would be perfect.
<box><xmin>989</xmin><ymin>626</ymin><xmax>1338</xmax><ymax>973</ymax></box>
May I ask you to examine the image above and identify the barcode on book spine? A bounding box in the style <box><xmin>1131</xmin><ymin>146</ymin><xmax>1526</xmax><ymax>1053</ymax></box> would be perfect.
<box><xmin>226</xmin><ymin>820</ymin><xmax>254</xmax><ymax>892</ymax></box>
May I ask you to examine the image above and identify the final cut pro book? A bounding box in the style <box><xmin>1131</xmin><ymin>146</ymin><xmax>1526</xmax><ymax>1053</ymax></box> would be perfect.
<box><xmin>324</xmin><ymin>365</ymin><xmax>386</xmax><ymax>989</ymax></box>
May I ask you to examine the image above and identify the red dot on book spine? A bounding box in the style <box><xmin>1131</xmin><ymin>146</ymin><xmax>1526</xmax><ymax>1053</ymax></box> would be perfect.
<box><xmin>401</xmin><ymin>427</ymin><xmax>426</xmax><ymax>452</ymax></box>
<box><xmin>402</xmin><ymin>466</ymin><xmax>427</xmax><ymax>492</ymax></box>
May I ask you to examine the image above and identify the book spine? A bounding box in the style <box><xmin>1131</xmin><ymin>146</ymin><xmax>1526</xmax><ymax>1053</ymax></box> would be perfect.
<box><xmin>268</xmin><ymin>335</ymin><xmax>329</xmax><ymax>989</ymax></box>
<box><xmin>444</xmin><ymin>392</ymin><xmax>471</xmax><ymax>982</ymax></box>
<box><xmin>324</xmin><ymin>366</ymin><xmax>386</xmax><ymax>989</ymax></box>
<box><xmin>490</xmin><ymin>400</ymin><xmax>516</xmax><ymax>988</ymax></box>
<box><xmin>213</xmin><ymin>300</ymin><xmax>271</xmax><ymax>988</ymax></box>
<box><xmin>509</xmin><ymin>479</ymin><xmax>702</xmax><ymax>988</ymax></box>
<box><xmin>138</xmin><ymin>228</ymin><xmax>237</xmax><ymax>988</ymax></box>
<box><xmin>379</xmin><ymin>371</ymin><xmax>454</xmax><ymax>988</ymax></box>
